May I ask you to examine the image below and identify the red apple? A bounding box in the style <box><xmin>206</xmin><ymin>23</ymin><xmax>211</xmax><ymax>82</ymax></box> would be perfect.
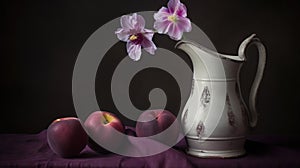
<box><xmin>136</xmin><ymin>109</ymin><xmax>179</xmax><ymax>146</ymax></box>
<box><xmin>47</xmin><ymin>117</ymin><xmax>88</xmax><ymax>158</ymax></box>
<box><xmin>84</xmin><ymin>111</ymin><xmax>125</xmax><ymax>153</ymax></box>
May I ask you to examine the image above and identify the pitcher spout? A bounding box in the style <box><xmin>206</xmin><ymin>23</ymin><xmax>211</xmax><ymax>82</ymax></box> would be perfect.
<box><xmin>175</xmin><ymin>40</ymin><xmax>240</xmax><ymax>81</ymax></box>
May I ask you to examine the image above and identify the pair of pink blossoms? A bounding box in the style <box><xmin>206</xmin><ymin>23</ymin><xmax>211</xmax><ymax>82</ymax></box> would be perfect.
<box><xmin>115</xmin><ymin>0</ymin><xmax>192</xmax><ymax>61</ymax></box>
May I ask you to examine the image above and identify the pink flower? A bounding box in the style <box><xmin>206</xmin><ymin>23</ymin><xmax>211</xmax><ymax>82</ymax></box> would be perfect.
<box><xmin>154</xmin><ymin>0</ymin><xmax>192</xmax><ymax>40</ymax></box>
<box><xmin>115</xmin><ymin>13</ymin><xmax>157</xmax><ymax>61</ymax></box>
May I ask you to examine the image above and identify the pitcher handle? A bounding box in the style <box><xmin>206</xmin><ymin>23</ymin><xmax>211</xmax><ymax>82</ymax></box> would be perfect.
<box><xmin>237</xmin><ymin>34</ymin><xmax>267</xmax><ymax>127</ymax></box>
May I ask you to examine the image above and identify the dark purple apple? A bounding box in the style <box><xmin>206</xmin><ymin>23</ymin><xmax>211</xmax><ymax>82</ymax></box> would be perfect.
<box><xmin>84</xmin><ymin>111</ymin><xmax>125</xmax><ymax>153</ymax></box>
<box><xmin>136</xmin><ymin>109</ymin><xmax>179</xmax><ymax>145</ymax></box>
<box><xmin>47</xmin><ymin>117</ymin><xmax>88</xmax><ymax>158</ymax></box>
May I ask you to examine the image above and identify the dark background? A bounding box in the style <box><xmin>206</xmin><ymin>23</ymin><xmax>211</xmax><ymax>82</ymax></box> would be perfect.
<box><xmin>1</xmin><ymin>0</ymin><xmax>299</xmax><ymax>135</ymax></box>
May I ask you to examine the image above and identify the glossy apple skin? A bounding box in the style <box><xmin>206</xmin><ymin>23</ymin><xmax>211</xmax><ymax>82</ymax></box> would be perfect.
<box><xmin>84</xmin><ymin>111</ymin><xmax>125</xmax><ymax>153</ymax></box>
<box><xmin>136</xmin><ymin>109</ymin><xmax>179</xmax><ymax>145</ymax></box>
<box><xmin>47</xmin><ymin>117</ymin><xmax>88</xmax><ymax>158</ymax></box>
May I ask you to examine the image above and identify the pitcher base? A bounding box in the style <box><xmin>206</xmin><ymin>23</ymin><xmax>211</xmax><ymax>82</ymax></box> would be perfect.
<box><xmin>187</xmin><ymin>148</ymin><xmax>246</xmax><ymax>158</ymax></box>
<box><xmin>186</xmin><ymin>137</ymin><xmax>246</xmax><ymax>158</ymax></box>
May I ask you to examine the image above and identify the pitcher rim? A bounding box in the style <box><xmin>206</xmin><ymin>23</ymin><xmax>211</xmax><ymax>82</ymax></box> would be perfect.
<box><xmin>175</xmin><ymin>40</ymin><xmax>245</xmax><ymax>62</ymax></box>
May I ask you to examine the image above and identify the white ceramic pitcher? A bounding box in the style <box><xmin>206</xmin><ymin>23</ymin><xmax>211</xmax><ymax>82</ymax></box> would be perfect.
<box><xmin>176</xmin><ymin>34</ymin><xmax>266</xmax><ymax>158</ymax></box>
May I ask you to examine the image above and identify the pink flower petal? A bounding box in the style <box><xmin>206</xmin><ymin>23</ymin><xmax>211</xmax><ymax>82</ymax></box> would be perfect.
<box><xmin>115</xmin><ymin>28</ymin><xmax>130</xmax><ymax>42</ymax></box>
<box><xmin>167</xmin><ymin>0</ymin><xmax>180</xmax><ymax>14</ymax></box>
<box><xmin>126</xmin><ymin>42</ymin><xmax>142</xmax><ymax>61</ymax></box>
<box><xmin>120</xmin><ymin>13</ymin><xmax>145</xmax><ymax>32</ymax></box>
<box><xmin>154</xmin><ymin>7</ymin><xmax>170</xmax><ymax>21</ymax></box>
<box><xmin>135</xmin><ymin>14</ymin><xmax>146</xmax><ymax>31</ymax></box>
<box><xmin>167</xmin><ymin>0</ymin><xmax>187</xmax><ymax>17</ymax></box>
<box><xmin>153</xmin><ymin>8</ymin><xmax>172</xmax><ymax>34</ymax></box>
<box><xmin>177</xmin><ymin>16</ymin><xmax>192</xmax><ymax>32</ymax></box>
<box><xmin>142</xmin><ymin>38</ymin><xmax>157</xmax><ymax>55</ymax></box>
<box><xmin>153</xmin><ymin>20</ymin><xmax>172</xmax><ymax>34</ymax></box>
<box><xmin>175</xmin><ymin>3</ymin><xmax>187</xmax><ymax>17</ymax></box>
<box><xmin>121</xmin><ymin>15</ymin><xmax>134</xmax><ymax>30</ymax></box>
<box><xmin>168</xmin><ymin>24</ymin><xmax>183</xmax><ymax>41</ymax></box>
<box><xmin>143</xmin><ymin>28</ymin><xmax>155</xmax><ymax>40</ymax></box>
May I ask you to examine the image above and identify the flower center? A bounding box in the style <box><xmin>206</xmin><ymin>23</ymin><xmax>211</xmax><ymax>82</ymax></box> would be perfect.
<box><xmin>167</xmin><ymin>15</ymin><xmax>177</xmax><ymax>22</ymax></box>
<box><xmin>129</xmin><ymin>33</ymin><xmax>143</xmax><ymax>44</ymax></box>
<box><xmin>129</xmin><ymin>34</ymin><xmax>138</xmax><ymax>41</ymax></box>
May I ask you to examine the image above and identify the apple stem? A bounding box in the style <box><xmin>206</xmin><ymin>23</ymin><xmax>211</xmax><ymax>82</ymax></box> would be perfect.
<box><xmin>103</xmin><ymin>117</ymin><xmax>109</xmax><ymax>124</ymax></box>
<box><xmin>103</xmin><ymin>114</ymin><xmax>113</xmax><ymax>125</ymax></box>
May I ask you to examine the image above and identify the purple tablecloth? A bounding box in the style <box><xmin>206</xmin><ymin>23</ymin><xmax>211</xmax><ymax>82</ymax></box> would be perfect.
<box><xmin>1</xmin><ymin>130</ymin><xmax>300</xmax><ymax>168</ymax></box>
